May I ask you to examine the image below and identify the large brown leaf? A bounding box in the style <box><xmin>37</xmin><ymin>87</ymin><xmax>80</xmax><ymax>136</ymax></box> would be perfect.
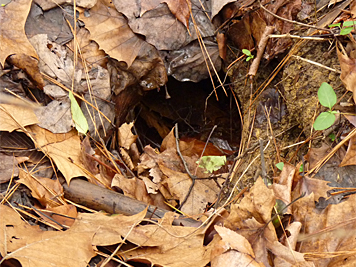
<box><xmin>0</xmin><ymin>205</ymin><xmax>95</xmax><ymax>267</ymax></box>
<box><xmin>0</xmin><ymin>0</ymin><xmax>38</xmax><ymax>67</ymax></box>
<box><xmin>79</xmin><ymin>0</ymin><xmax>151</xmax><ymax>68</ymax></box>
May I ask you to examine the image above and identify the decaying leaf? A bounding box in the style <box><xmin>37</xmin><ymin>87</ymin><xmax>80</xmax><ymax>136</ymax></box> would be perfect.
<box><xmin>141</xmin><ymin>0</ymin><xmax>192</xmax><ymax>28</ymax></box>
<box><xmin>0</xmin><ymin>0</ymin><xmax>38</xmax><ymax>66</ymax></box>
<box><xmin>0</xmin><ymin>205</ymin><xmax>96</xmax><ymax>267</ymax></box>
<box><xmin>26</xmin><ymin>125</ymin><xmax>90</xmax><ymax>184</ymax></box>
<box><xmin>118</xmin><ymin>122</ymin><xmax>137</xmax><ymax>150</ymax></box>
<box><xmin>79</xmin><ymin>0</ymin><xmax>152</xmax><ymax>68</ymax></box>
<box><xmin>0</xmin><ymin>104</ymin><xmax>39</xmax><ymax>132</ymax></box>
<box><xmin>340</xmin><ymin>134</ymin><xmax>356</xmax><ymax>166</ymax></box>
<box><xmin>337</xmin><ymin>47</ymin><xmax>356</xmax><ymax>103</ymax></box>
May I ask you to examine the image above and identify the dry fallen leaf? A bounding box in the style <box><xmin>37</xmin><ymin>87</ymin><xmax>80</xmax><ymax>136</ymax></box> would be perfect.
<box><xmin>0</xmin><ymin>104</ymin><xmax>39</xmax><ymax>132</ymax></box>
<box><xmin>214</xmin><ymin>225</ymin><xmax>255</xmax><ymax>257</ymax></box>
<box><xmin>339</xmin><ymin>134</ymin><xmax>356</xmax><ymax>166</ymax></box>
<box><xmin>26</xmin><ymin>125</ymin><xmax>90</xmax><ymax>184</ymax></box>
<box><xmin>337</xmin><ymin>47</ymin><xmax>356</xmax><ymax>103</ymax></box>
<box><xmin>0</xmin><ymin>204</ymin><xmax>96</xmax><ymax>267</ymax></box>
<box><xmin>118</xmin><ymin>122</ymin><xmax>137</xmax><ymax>150</ymax></box>
<box><xmin>141</xmin><ymin>0</ymin><xmax>191</xmax><ymax>29</ymax></box>
<box><xmin>293</xmin><ymin>193</ymin><xmax>356</xmax><ymax>266</ymax></box>
<box><xmin>0</xmin><ymin>0</ymin><xmax>38</xmax><ymax>66</ymax></box>
<box><xmin>79</xmin><ymin>0</ymin><xmax>152</xmax><ymax>68</ymax></box>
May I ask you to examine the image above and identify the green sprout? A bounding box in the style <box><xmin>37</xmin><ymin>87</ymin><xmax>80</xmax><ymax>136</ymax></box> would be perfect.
<box><xmin>329</xmin><ymin>20</ymin><xmax>356</xmax><ymax>35</ymax></box>
<box><xmin>276</xmin><ymin>162</ymin><xmax>284</xmax><ymax>171</ymax></box>
<box><xmin>329</xmin><ymin>133</ymin><xmax>336</xmax><ymax>142</ymax></box>
<box><xmin>197</xmin><ymin>156</ymin><xmax>226</xmax><ymax>173</ymax></box>
<box><xmin>242</xmin><ymin>49</ymin><xmax>254</xmax><ymax>62</ymax></box>
<box><xmin>313</xmin><ymin>82</ymin><xmax>338</xmax><ymax>131</ymax></box>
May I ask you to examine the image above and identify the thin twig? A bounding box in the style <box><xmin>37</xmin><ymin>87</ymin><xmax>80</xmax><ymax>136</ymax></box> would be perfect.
<box><xmin>174</xmin><ymin>124</ymin><xmax>197</xmax><ymax>209</ymax></box>
<box><xmin>248</xmin><ymin>26</ymin><xmax>275</xmax><ymax>77</ymax></box>
<box><xmin>194</xmin><ymin>125</ymin><xmax>217</xmax><ymax>175</ymax></box>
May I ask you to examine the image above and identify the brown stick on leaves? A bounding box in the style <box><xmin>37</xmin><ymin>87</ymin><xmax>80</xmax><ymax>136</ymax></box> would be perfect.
<box><xmin>248</xmin><ymin>26</ymin><xmax>275</xmax><ymax>77</ymax></box>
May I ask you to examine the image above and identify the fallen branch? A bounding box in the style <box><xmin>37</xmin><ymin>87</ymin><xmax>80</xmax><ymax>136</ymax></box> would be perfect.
<box><xmin>60</xmin><ymin>177</ymin><xmax>200</xmax><ymax>227</ymax></box>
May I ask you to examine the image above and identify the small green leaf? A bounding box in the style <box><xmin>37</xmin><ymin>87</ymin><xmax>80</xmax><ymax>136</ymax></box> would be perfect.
<box><xmin>197</xmin><ymin>156</ymin><xmax>226</xmax><ymax>173</ymax></box>
<box><xmin>276</xmin><ymin>162</ymin><xmax>284</xmax><ymax>171</ymax></box>
<box><xmin>69</xmin><ymin>91</ymin><xmax>88</xmax><ymax>134</ymax></box>
<box><xmin>329</xmin><ymin>133</ymin><xmax>336</xmax><ymax>141</ymax></box>
<box><xmin>242</xmin><ymin>49</ymin><xmax>251</xmax><ymax>56</ymax></box>
<box><xmin>340</xmin><ymin>27</ymin><xmax>354</xmax><ymax>35</ymax></box>
<box><xmin>299</xmin><ymin>164</ymin><xmax>304</xmax><ymax>173</ymax></box>
<box><xmin>313</xmin><ymin>112</ymin><xmax>336</xmax><ymax>130</ymax></box>
<box><xmin>246</xmin><ymin>56</ymin><xmax>253</xmax><ymax>62</ymax></box>
<box><xmin>329</xmin><ymin>23</ymin><xmax>341</xmax><ymax>28</ymax></box>
<box><xmin>318</xmin><ymin>82</ymin><xmax>337</xmax><ymax>109</ymax></box>
<box><xmin>342</xmin><ymin>21</ymin><xmax>356</xmax><ymax>27</ymax></box>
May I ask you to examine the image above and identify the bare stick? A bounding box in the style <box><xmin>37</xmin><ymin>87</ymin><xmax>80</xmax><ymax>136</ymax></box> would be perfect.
<box><xmin>174</xmin><ymin>124</ymin><xmax>197</xmax><ymax>209</ymax></box>
<box><xmin>248</xmin><ymin>26</ymin><xmax>275</xmax><ymax>77</ymax></box>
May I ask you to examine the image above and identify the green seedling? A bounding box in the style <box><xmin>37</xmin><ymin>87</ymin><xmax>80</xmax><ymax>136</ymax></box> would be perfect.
<box><xmin>242</xmin><ymin>49</ymin><xmax>254</xmax><ymax>62</ymax></box>
<box><xmin>329</xmin><ymin>133</ymin><xmax>336</xmax><ymax>142</ymax></box>
<box><xmin>329</xmin><ymin>20</ymin><xmax>356</xmax><ymax>35</ymax></box>
<box><xmin>276</xmin><ymin>162</ymin><xmax>284</xmax><ymax>171</ymax></box>
<box><xmin>313</xmin><ymin>82</ymin><xmax>338</xmax><ymax>131</ymax></box>
<box><xmin>299</xmin><ymin>164</ymin><xmax>304</xmax><ymax>173</ymax></box>
<box><xmin>197</xmin><ymin>155</ymin><xmax>226</xmax><ymax>173</ymax></box>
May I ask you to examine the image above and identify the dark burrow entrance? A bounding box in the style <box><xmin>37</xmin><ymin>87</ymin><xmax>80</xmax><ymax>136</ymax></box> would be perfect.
<box><xmin>134</xmin><ymin>75</ymin><xmax>242</xmax><ymax>151</ymax></box>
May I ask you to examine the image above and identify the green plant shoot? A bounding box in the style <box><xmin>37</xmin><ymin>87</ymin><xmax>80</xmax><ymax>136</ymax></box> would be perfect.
<box><xmin>69</xmin><ymin>91</ymin><xmax>89</xmax><ymax>135</ymax></box>
<box><xmin>276</xmin><ymin>162</ymin><xmax>284</xmax><ymax>171</ymax></box>
<box><xmin>197</xmin><ymin>156</ymin><xmax>226</xmax><ymax>173</ymax></box>
<box><xmin>299</xmin><ymin>164</ymin><xmax>304</xmax><ymax>173</ymax></box>
<box><xmin>329</xmin><ymin>20</ymin><xmax>356</xmax><ymax>35</ymax></box>
<box><xmin>242</xmin><ymin>49</ymin><xmax>254</xmax><ymax>61</ymax></box>
<box><xmin>313</xmin><ymin>82</ymin><xmax>338</xmax><ymax>131</ymax></box>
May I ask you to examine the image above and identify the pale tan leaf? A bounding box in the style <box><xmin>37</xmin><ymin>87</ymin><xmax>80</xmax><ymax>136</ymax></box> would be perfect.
<box><xmin>340</xmin><ymin>134</ymin><xmax>356</xmax><ymax>166</ymax></box>
<box><xmin>337</xmin><ymin>47</ymin><xmax>356</xmax><ymax>103</ymax></box>
<box><xmin>26</xmin><ymin>125</ymin><xmax>90</xmax><ymax>184</ymax></box>
<box><xmin>0</xmin><ymin>205</ymin><xmax>95</xmax><ymax>267</ymax></box>
<box><xmin>79</xmin><ymin>0</ymin><xmax>149</xmax><ymax>68</ymax></box>
<box><xmin>214</xmin><ymin>225</ymin><xmax>255</xmax><ymax>257</ymax></box>
<box><xmin>18</xmin><ymin>169</ymin><xmax>63</xmax><ymax>207</ymax></box>
<box><xmin>120</xmin><ymin>148</ymin><xmax>135</xmax><ymax>170</ymax></box>
<box><xmin>118</xmin><ymin>122</ymin><xmax>137</xmax><ymax>150</ymax></box>
<box><xmin>0</xmin><ymin>0</ymin><xmax>38</xmax><ymax>67</ymax></box>
<box><xmin>0</xmin><ymin>104</ymin><xmax>39</xmax><ymax>132</ymax></box>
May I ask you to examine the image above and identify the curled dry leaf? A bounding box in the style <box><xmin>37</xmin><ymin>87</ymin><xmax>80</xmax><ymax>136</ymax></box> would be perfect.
<box><xmin>337</xmin><ymin>47</ymin><xmax>356</xmax><ymax>103</ymax></box>
<box><xmin>339</xmin><ymin>134</ymin><xmax>356</xmax><ymax>166</ymax></box>
<box><xmin>26</xmin><ymin>125</ymin><xmax>90</xmax><ymax>184</ymax></box>
<box><xmin>79</xmin><ymin>0</ymin><xmax>154</xmax><ymax>68</ymax></box>
<box><xmin>140</xmin><ymin>0</ymin><xmax>191</xmax><ymax>29</ymax></box>
<box><xmin>18</xmin><ymin>169</ymin><xmax>63</xmax><ymax>207</ymax></box>
<box><xmin>0</xmin><ymin>0</ymin><xmax>38</xmax><ymax>66</ymax></box>
<box><xmin>118</xmin><ymin>122</ymin><xmax>137</xmax><ymax>150</ymax></box>
<box><xmin>214</xmin><ymin>225</ymin><xmax>255</xmax><ymax>257</ymax></box>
